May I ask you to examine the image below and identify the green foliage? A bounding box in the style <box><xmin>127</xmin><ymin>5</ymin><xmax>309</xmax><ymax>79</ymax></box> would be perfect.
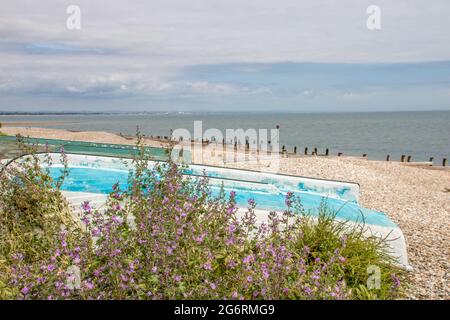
<box><xmin>0</xmin><ymin>136</ymin><xmax>407</xmax><ymax>300</ymax></box>
<box><xmin>0</xmin><ymin>139</ymin><xmax>79</xmax><ymax>298</ymax></box>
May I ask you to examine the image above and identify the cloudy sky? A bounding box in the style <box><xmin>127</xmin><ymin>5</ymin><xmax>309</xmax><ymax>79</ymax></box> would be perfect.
<box><xmin>1</xmin><ymin>0</ymin><xmax>450</xmax><ymax>112</ymax></box>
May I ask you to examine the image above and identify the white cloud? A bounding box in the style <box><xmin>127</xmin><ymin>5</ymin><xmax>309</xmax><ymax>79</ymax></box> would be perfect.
<box><xmin>1</xmin><ymin>0</ymin><xmax>450</xmax><ymax>110</ymax></box>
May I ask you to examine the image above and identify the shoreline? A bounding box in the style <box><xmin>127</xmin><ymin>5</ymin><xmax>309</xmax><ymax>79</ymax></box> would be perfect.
<box><xmin>0</xmin><ymin>126</ymin><xmax>168</xmax><ymax>149</ymax></box>
<box><xmin>1</xmin><ymin>112</ymin><xmax>449</xmax><ymax>163</ymax></box>
<box><xmin>1</xmin><ymin>126</ymin><xmax>447</xmax><ymax>169</ymax></box>
<box><xmin>1</xmin><ymin>126</ymin><xmax>449</xmax><ymax>299</ymax></box>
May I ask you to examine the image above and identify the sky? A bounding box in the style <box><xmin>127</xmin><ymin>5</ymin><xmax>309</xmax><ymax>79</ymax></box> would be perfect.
<box><xmin>1</xmin><ymin>0</ymin><xmax>450</xmax><ymax>112</ymax></box>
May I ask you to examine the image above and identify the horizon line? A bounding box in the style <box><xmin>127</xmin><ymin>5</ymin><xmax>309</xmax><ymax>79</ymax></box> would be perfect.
<box><xmin>1</xmin><ymin>109</ymin><xmax>450</xmax><ymax>116</ymax></box>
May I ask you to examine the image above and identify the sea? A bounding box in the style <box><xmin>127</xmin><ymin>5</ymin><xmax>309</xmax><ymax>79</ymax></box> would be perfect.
<box><xmin>1</xmin><ymin>111</ymin><xmax>449</xmax><ymax>162</ymax></box>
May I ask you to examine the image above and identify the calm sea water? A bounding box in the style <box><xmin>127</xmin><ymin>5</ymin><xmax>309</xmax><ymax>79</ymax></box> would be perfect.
<box><xmin>1</xmin><ymin>111</ymin><xmax>449</xmax><ymax>161</ymax></box>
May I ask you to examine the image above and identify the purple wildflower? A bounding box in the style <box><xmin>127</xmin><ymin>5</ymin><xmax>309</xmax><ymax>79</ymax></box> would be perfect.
<box><xmin>203</xmin><ymin>262</ymin><xmax>212</xmax><ymax>270</ymax></box>
<box><xmin>391</xmin><ymin>274</ymin><xmax>401</xmax><ymax>289</ymax></box>
<box><xmin>21</xmin><ymin>286</ymin><xmax>30</xmax><ymax>295</ymax></box>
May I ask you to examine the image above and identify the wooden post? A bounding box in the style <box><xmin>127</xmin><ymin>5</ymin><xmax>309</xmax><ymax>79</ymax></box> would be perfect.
<box><xmin>325</xmin><ymin>148</ymin><xmax>329</xmax><ymax>156</ymax></box>
<box><xmin>386</xmin><ymin>155</ymin><xmax>390</xmax><ymax>161</ymax></box>
<box><xmin>401</xmin><ymin>155</ymin><xmax>406</xmax><ymax>162</ymax></box>
<box><xmin>407</xmin><ymin>155</ymin><xmax>411</xmax><ymax>162</ymax></box>
<box><xmin>304</xmin><ymin>147</ymin><xmax>308</xmax><ymax>155</ymax></box>
<box><xmin>338</xmin><ymin>152</ymin><xmax>343</xmax><ymax>157</ymax></box>
<box><xmin>314</xmin><ymin>147</ymin><xmax>318</xmax><ymax>155</ymax></box>
<box><xmin>443</xmin><ymin>158</ymin><xmax>447</xmax><ymax>167</ymax></box>
<box><xmin>245</xmin><ymin>141</ymin><xmax>249</xmax><ymax>161</ymax></box>
<box><xmin>294</xmin><ymin>146</ymin><xmax>297</xmax><ymax>154</ymax></box>
<box><xmin>363</xmin><ymin>154</ymin><xmax>367</xmax><ymax>158</ymax></box>
<box><xmin>429</xmin><ymin>157</ymin><xmax>434</xmax><ymax>163</ymax></box>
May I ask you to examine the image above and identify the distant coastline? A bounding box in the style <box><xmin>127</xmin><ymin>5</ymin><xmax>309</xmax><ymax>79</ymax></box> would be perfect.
<box><xmin>1</xmin><ymin>109</ymin><xmax>450</xmax><ymax>116</ymax></box>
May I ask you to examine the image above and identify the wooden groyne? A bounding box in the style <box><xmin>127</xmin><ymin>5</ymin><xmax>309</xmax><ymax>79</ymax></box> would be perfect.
<box><xmin>158</xmin><ymin>132</ymin><xmax>448</xmax><ymax>168</ymax></box>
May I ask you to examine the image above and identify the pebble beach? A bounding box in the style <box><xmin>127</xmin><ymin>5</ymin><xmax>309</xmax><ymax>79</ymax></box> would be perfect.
<box><xmin>1</xmin><ymin>126</ymin><xmax>449</xmax><ymax>299</ymax></box>
<box><xmin>227</xmin><ymin>156</ymin><xmax>450</xmax><ymax>299</ymax></box>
